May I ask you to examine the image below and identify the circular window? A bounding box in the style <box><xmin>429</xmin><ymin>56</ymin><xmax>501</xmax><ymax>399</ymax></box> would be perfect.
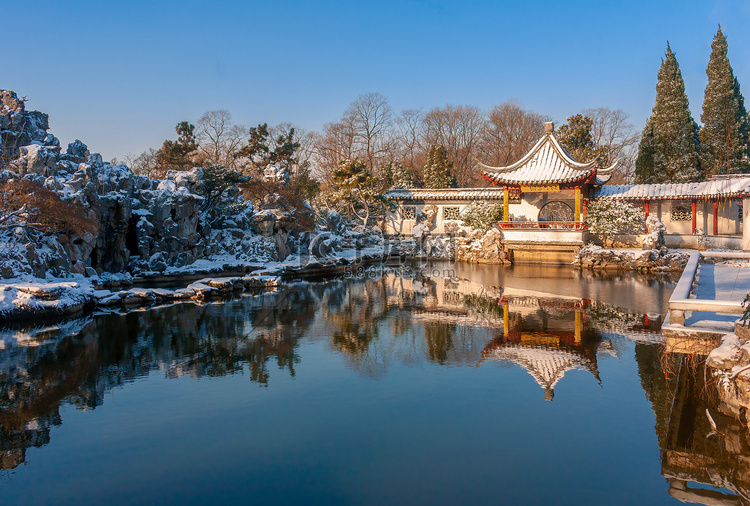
<box><xmin>538</xmin><ymin>201</ymin><xmax>574</xmax><ymax>222</ymax></box>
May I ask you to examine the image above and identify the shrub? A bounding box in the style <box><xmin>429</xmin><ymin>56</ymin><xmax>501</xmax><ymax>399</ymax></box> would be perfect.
<box><xmin>460</xmin><ymin>201</ymin><xmax>503</xmax><ymax>232</ymax></box>
<box><xmin>0</xmin><ymin>179</ymin><xmax>96</xmax><ymax>236</ymax></box>
<box><xmin>241</xmin><ymin>177</ymin><xmax>316</xmax><ymax>232</ymax></box>
<box><xmin>585</xmin><ymin>199</ymin><xmax>644</xmax><ymax>245</ymax></box>
<box><xmin>198</xmin><ymin>164</ymin><xmax>249</xmax><ymax>213</ymax></box>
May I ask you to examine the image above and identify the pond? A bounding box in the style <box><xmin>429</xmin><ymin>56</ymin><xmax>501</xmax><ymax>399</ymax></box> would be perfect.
<box><xmin>0</xmin><ymin>261</ymin><xmax>745</xmax><ymax>504</ymax></box>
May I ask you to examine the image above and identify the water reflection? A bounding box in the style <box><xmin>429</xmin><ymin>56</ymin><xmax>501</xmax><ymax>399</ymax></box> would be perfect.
<box><xmin>0</xmin><ymin>263</ymin><xmax>681</xmax><ymax>485</ymax></box>
<box><xmin>0</xmin><ymin>287</ymin><xmax>315</xmax><ymax>470</ymax></box>
<box><xmin>479</xmin><ymin>296</ymin><xmax>601</xmax><ymax>401</ymax></box>
<box><xmin>637</xmin><ymin>346</ymin><xmax>750</xmax><ymax>504</ymax></box>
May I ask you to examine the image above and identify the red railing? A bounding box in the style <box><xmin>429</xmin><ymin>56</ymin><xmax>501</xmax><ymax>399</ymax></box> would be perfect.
<box><xmin>497</xmin><ymin>221</ymin><xmax>587</xmax><ymax>230</ymax></box>
<box><xmin>499</xmin><ymin>296</ymin><xmax>590</xmax><ymax>309</ymax></box>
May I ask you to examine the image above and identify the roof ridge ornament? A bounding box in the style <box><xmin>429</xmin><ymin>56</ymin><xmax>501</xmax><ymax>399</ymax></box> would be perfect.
<box><xmin>544</xmin><ymin>122</ymin><xmax>554</xmax><ymax>134</ymax></box>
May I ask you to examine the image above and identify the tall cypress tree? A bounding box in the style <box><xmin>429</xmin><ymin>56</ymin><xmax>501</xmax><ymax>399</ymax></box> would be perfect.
<box><xmin>700</xmin><ymin>26</ymin><xmax>749</xmax><ymax>176</ymax></box>
<box><xmin>635</xmin><ymin>44</ymin><xmax>701</xmax><ymax>183</ymax></box>
<box><xmin>383</xmin><ymin>161</ymin><xmax>416</xmax><ymax>189</ymax></box>
<box><xmin>423</xmin><ymin>145</ymin><xmax>456</xmax><ymax>188</ymax></box>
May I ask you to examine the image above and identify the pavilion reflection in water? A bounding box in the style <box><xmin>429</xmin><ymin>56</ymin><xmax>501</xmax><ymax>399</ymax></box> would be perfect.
<box><xmin>478</xmin><ymin>292</ymin><xmax>606</xmax><ymax>401</ymax></box>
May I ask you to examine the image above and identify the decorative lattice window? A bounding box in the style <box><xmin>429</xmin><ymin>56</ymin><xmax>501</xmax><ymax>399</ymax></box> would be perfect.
<box><xmin>507</xmin><ymin>187</ymin><xmax>522</xmax><ymax>204</ymax></box>
<box><xmin>401</xmin><ymin>206</ymin><xmax>416</xmax><ymax>220</ymax></box>
<box><xmin>739</xmin><ymin>202</ymin><xmax>744</xmax><ymax>224</ymax></box>
<box><xmin>443</xmin><ymin>291</ymin><xmax>462</xmax><ymax>304</ymax></box>
<box><xmin>443</xmin><ymin>206</ymin><xmax>461</xmax><ymax>220</ymax></box>
<box><xmin>671</xmin><ymin>204</ymin><xmax>692</xmax><ymax>222</ymax></box>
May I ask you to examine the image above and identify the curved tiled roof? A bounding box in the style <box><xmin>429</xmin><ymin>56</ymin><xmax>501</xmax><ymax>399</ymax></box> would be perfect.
<box><xmin>594</xmin><ymin>176</ymin><xmax>750</xmax><ymax>201</ymax></box>
<box><xmin>479</xmin><ymin>133</ymin><xmax>616</xmax><ymax>185</ymax></box>
<box><xmin>385</xmin><ymin>187</ymin><xmax>506</xmax><ymax>201</ymax></box>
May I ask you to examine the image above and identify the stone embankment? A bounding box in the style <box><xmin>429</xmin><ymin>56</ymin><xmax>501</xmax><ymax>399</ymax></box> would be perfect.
<box><xmin>574</xmin><ymin>244</ymin><xmax>690</xmax><ymax>272</ymax></box>
<box><xmin>95</xmin><ymin>274</ymin><xmax>283</xmax><ymax>306</ymax></box>
<box><xmin>1</xmin><ymin>248</ymin><xmax>390</xmax><ymax>322</ymax></box>
<box><xmin>707</xmin><ymin>325</ymin><xmax>750</xmax><ymax>433</ymax></box>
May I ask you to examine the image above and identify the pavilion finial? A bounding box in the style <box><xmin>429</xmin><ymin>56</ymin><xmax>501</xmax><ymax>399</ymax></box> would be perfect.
<box><xmin>544</xmin><ymin>122</ymin><xmax>554</xmax><ymax>134</ymax></box>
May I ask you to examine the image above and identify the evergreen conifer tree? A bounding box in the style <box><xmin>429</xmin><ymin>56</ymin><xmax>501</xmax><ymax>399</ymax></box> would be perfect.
<box><xmin>238</xmin><ymin>123</ymin><xmax>301</xmax><ymax>176</ymax></box>
<box><xmin>556</xmin><ymin>114</ymin><xmax>609</xmax><ymax>165</ymax></box>
<box><xmin>155</xmin><ymin>121</ymin><xmax>198</xmax><ymax>173</ymax></box>
<box><xmin>422</xmin><ymin>145</ymin><xmax>456</xmax><ymax>188</ymax></box>
<box><xmin>700</xmin><ymin>26</ymin><xmax>749</xmax><ymax>176</ymax></box>
<box><xmin>329</xmin><ymin>158</ymin><xmax>391</xmax><ymax>228</ymax></box>
<box><xmin>635</xmin><ymin>44</ymin><xmax>701</xmax><ymax>183</ymax></box>
<box><xmin>383</xmin><ymin>161</ymin><xmax>416</xmax><ymax>189</ymax></box>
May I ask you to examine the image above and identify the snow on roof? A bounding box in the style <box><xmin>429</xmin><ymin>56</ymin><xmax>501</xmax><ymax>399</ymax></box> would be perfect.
<box><xmin>385</xmin><ymin>187</ymin><xmax>506</xmax><ymax>201</ymax></box>
<box><xmin>479</xmin><ymin>132</ymin><xmax>615</xmax><ymax>186</ymax></box>
<box><xmin>594</xmin><ymin>176</ymin><xmax>750</xmax><ymax>201</ymax></box>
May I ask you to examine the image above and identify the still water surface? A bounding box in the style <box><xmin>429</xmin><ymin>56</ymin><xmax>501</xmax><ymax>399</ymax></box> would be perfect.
<box><xmin>0</xmin><ymin>262</ymin><xmax>744</xmax><ymax>504</ymax></box>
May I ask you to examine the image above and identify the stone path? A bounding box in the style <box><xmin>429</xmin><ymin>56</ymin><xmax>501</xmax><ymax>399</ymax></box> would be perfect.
<box><xmin>693</xmin><ymin>262</ymin><xmax>750</xmax><ymax>302</ymax></box>
<box><xmin>665</xmin><ymin>260</ymin><xmax>750</xmax><ymax>340</ymax></box>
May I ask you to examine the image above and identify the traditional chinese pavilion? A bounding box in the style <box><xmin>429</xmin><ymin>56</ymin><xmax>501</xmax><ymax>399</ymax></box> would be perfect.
<box><xmin>478</xmin><ymin>122</ymin><xmax>617</xmax><ymax>263</ymax></box>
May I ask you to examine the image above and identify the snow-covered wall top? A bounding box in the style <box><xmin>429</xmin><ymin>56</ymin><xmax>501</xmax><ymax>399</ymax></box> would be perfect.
<box><xmin>385</xmin><ymin>188</ymin><xmax>506</xmax><ymax>202</ymax></box>
<box><xmin>595</xmin><ymin>176</ymin><xmax>750</xmax><ymax>201</ymax></box>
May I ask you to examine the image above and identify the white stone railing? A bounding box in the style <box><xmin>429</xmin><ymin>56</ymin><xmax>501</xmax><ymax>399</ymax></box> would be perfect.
<box><xmin>497</xmin><ymin>221</ymin><xmax>585</xmax><ymax>230</ymax></box>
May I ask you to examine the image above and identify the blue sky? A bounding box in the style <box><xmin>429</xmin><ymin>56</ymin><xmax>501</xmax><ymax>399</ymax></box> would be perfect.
<box><xmin>5</xmin><ymin>0</ymin><xmax>750</xmax><ymax>161</ymax></box>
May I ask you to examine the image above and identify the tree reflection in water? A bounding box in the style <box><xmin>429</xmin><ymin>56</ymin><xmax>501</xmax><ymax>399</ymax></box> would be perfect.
<box><xmin>0</xmin><ymin>287</ymin><xmax>315</xmax><ymax>470</ymax></box>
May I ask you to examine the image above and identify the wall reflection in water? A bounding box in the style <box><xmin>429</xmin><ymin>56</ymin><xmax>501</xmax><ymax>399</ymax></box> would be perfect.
<box><xmin>637</xmin><ymin>345</ymin><xmax>750</xmax><ymax>505</ymax></box>
<box><xmin>1</xmin><ymin>262</ymin><xmax>740</xmax><ymax>506</ymax></box>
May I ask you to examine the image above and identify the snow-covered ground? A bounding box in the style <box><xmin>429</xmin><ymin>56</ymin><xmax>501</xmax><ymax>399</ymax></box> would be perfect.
<box><xmin>0</xmin><ymin>276</ymin><xmax>95</xmax><ymax>320</ymax></box>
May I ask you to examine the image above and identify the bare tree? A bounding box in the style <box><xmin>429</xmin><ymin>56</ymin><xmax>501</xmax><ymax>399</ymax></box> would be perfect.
<box><xmin>422</xmin><ymin>105</ymin><xmax>485</xmax><ymax>187</ymax></box>
<box><xmin>342</xmin><ymin>92</ymin><xmax>395</xmax><ymax>171</ymax></box>
<box><xmin>124</xmin><ymin>148</ymin><xmax>160</xmax><ymax>179</ymax></box>
<box><xmin>279</xmin><ymin>124</ymin><xmax>317</xmax><ymax>177</ymax></box>
<box><xmin>312</xmin><ymin>120</ymin><xmax>357</xmax><ymax>183</ymax></box>
<box><xmin>479</xmin><ymin>100</ymin><xmax>549</xmax><ymax>167</ymax></box>
<box><xmin>196</xmin><ymin>110</ymin><xmax>246</xmax><ymax>169</ymax></box>
<box><xmin>395</xmin><ymin>108</ymin><xmax>426</xmax><ymax>175</ymax></box>
<box><xmin>582</xmin><ymin>107</ymin><xmax>640</xmax><ymax>183</ymax></box>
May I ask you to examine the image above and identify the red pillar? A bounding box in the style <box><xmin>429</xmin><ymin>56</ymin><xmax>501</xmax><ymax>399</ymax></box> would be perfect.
<box><xmin>582</xmin><ymin>199</ymin><xmax>588</xmax><ymax>230</ymax></box>
<box><xmin>691</xmin><ymin>201</ymin><xmax>697</xmax><ymax>234</ymax></box>
<box><xmin>713</xmin><ymin>200</ymin><xmax>719</xmax><ymax>235</ymax></box>
<box><xmin>644</xmin><ymin>201</ymin><xmax>650</xmax><ymax>233</ymax></box>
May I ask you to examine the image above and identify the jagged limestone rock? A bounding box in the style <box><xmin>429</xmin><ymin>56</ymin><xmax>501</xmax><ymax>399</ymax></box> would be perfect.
<box><xmin>0</xmin><ymin>88</ymin><xmax>339</xmax><ymax>280</ymax></box>
<box><xmin>66</xmin><ymin>139</ymin><xmax>88</xmax><ymax>159</ymax></box>
<box><xmin>642</xmin><ymin>215</ymin><xmax>666</xmax><ymax>250</ymax></box>
<box><xmin>455</xmin><ymin>228</ymin><xmax>509</xmax><ymax>264</ymax></box>
<box><xmin>574</xmin><ymin>244</ymin><xmax>688</xmax><ymax>271</ymax></box>
<box><xmin>0</xmin><ymin>90</ymin><xmax>59</xmax><ymax>162</ymax></box>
